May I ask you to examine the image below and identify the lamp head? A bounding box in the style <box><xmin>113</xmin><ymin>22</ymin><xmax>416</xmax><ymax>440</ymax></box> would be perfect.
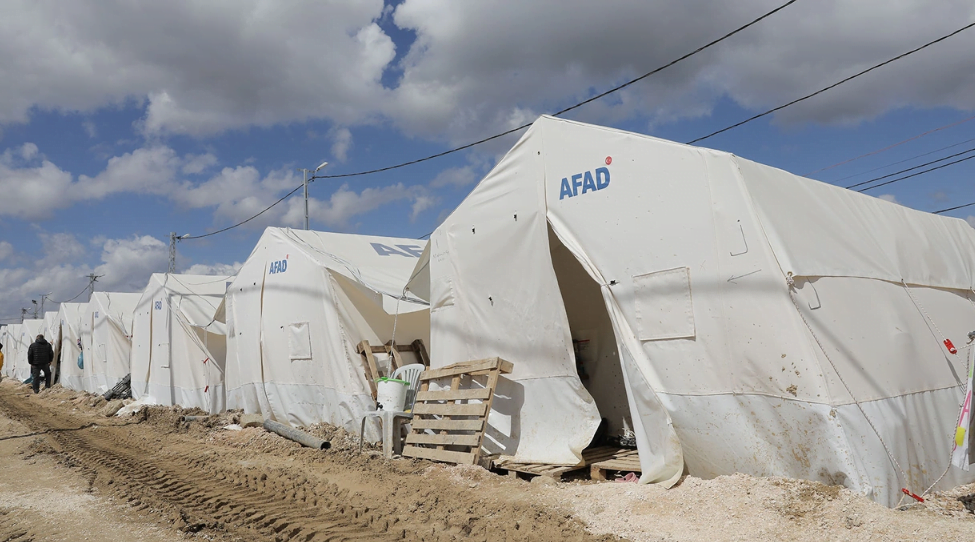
<box><xmin>315</xmin><ymin>161</ymin><xmax>329</xmax><ymax>172</ymax></box>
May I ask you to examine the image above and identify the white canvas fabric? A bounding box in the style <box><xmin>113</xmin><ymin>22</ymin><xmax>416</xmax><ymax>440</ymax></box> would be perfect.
<box><xmin>131</xmin><ymin>274</ymin><xmax>231</xmax><ymax>412</ymax></box>
<box><xmin>80</xmin><ymin>292</ymin><xmax>140</xmax><ymax>394</ymax></box>
<box><xmin>0</xmin><ymin>325</ymin><xmax>12</xmax><ymax>378</ymax></box>
<box><xmin>2</xmin><ymin>324</ymin><xmax>21</xmax><ymax>379</ymax></box>
<box><xmin>424</xmin><ymin>115</ymin><xmax>975</xmax><ymax>506</ymax></box>
<box><xmin>18</xmin><ymin>319</ymin><xmax>46</xmax><ymax>381</ymax></box>
<box><xmin>223</xmin><ymin>227</ymin><xmax>428</xmax><ymax>438</ymax></box>
<box><xmin>57</xmin><ymin>303</ymin><xmax>88</xmax><ymax>391</ymax></box>
<box><xmin>42</xmin><ymin>312</ymin><xmax>59</xmax><ymax>341</ymax></box>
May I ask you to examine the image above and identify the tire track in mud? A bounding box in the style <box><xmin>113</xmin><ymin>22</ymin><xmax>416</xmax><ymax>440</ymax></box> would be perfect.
<box><xmin>0</xmin><ymin>509</ymin><xmax>34</xmax><ymax>542</ymax></box>
<box><xmin>0</xmin><ymin>391</ymin><xmax>399</xmax><ymax>542</ymax></box>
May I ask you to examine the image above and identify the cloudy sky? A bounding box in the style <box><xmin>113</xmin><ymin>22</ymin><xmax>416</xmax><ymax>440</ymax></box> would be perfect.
<box><xmin>1</xmin><ymin>0</ymin><xmax>974</xmax><ymax>323</ymax></box>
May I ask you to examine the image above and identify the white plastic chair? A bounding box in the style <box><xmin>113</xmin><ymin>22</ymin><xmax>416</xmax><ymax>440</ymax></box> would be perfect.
<box><xmin>391</xmin><ymin>363</ymin><xmax>425</xmax><ymax>412</ymax></box>
<box><xmin>359</xmin><ymin>363</ymin><xmax>426</xmax><ymax>458</ymax></box>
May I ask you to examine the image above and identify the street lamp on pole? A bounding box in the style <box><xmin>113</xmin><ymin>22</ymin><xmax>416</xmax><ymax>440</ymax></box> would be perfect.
<box><xmin>297</xmin><ymin>161</ymin><xmax>328</xmax><ymax>231</ymax></box>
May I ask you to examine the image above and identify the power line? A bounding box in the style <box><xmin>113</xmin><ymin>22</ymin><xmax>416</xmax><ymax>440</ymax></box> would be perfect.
<box><xmin>686</xmin><ymin>21</ymin><xmax>975</xmax><ymax>145</ymax></box>
<box><xmin>181</xmin><ymin>185</ymin><xmax>303</xmax><ymax>240</ymax></box>
<box><xmin>858</xmin><ymin>154</ymin><xmax>975</xmax><ymax>193</ymax></box>
<box><xmin>311</xmin><ymin>1</ymin><xmax>800</xmax><ymax>181</ymax></box>
<box><xmin>179</xmin><ymin>0</ymin><xmax>800</xmax><ymax>239</ymax></box>
<box><xmin>806</xmin><ymin>115</ymin><xmax>975</xmax><ymax>177</ymax></box>
<box><xmin>847</xmin><ymin>146</ymin><xmax>975</xmax><ymax>190</ymax></box>
<box><xmin>829</xmin><ymin>136</ymin><xmax>975</xmax><ymax>183</ymax></box>
<box><xmin>54</xmin><ymin>283</ymin><xmax>91</xmax><ymax>304</ymax></box>
<box><xmin>935</xmin><ymin>201</ymin><xmax>975</xmax><ymax>214</ymax></box>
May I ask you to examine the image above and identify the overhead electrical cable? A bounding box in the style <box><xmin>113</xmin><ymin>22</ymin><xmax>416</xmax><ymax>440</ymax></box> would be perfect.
<box><xmin>312</xmin><ymin>0</ymin><xmax>800</xmax><ymax>181</ymax></box>
<box><xmin>855</xmin><ymin>154</ymin><xmax>975</xmax><ymax>192</ymax></box>
<box><xmin>180</xmin><ymin>185</ymin><xmax>303</xmax><ymax>240</ymax></box>
<box><xmin>686</xmin><ymin>21</ymin><xmax>975</xmax><ymax>145</ymax></box>
<box><xmin>54</xmin><ymin>284</ymin><xmax>91</xmax><ymax>304</ymax></box>
<box><xmin>805</xmin><ymin>115</ymin><xmax>975</xmax><ymax>176</ymax></box>
<box><xmin>935</xmin><ymin>201</ymin><xmax>975</xmax><ymax>214</ymax></box>
<box><xmin>847</xmin><ymin>146</ymin><xmax>975</xmax><ymax>190</ymax></box>
<box><xmin>830</xmin><ymin>137</ymin><xmax>975</xmax><ymax>183</ymax></box>
<box><xmin>179</xmin><ymin>0</ymin><xmax>800</xmax><ymax>239</ymax></box>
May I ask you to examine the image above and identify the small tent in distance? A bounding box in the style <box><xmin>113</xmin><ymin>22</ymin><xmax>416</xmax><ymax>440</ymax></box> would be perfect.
<box><xmin>423</xmin><ymin>115</ymin><xmax>975</xmax><ymax>507</ymax></box>
<box><xmin>2</xmin><ymin>324</ymin><xmax>22</xmax><ymax>380</ymax></box>
<box><xmin>131</xmin><ymin>273</ymin><xmax>232</xmax><ymax>413</ymax></box>
<box><xmin>57</xmin><ymin>303</ymin><xmax>88</xmax><ymax>391</ymax></box>
<box><xmin>223</xmin><ymin>227</ymin><xmax>429</xmax><ymax>438</ymax></box>
<box><xmin>81</xmin><ymin>292</ymin><xmax>140</xmax><ymax>394</ymax></box>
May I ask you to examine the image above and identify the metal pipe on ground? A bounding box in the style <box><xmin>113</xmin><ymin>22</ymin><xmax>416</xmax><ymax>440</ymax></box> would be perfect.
<box><xmin>262</xmin><ymin>419</ymin><xmax>330</xmax><ymax>450</ymax></box>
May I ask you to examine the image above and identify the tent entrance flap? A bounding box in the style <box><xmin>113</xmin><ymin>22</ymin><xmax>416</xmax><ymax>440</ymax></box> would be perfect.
<box><xmin>548</xmin><ymin>225</ymin><xmax>632</xmax><ymax>442</ymax></box>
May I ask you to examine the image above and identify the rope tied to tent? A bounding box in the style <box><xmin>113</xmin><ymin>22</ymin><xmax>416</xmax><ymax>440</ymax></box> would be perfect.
<box><xmin>784</xmin><ymin>272</ymin><xmax>914</xmax><ymax>498</ymax></box>
<box><xmin>918</xmin><ymin>289</ymin><xmax>975</xmax><ymax>500</ymax></box>
<box><xmin>901</xmin><ymin>280</ymin><xmax>958</xmax><ymax>355</ymax></box>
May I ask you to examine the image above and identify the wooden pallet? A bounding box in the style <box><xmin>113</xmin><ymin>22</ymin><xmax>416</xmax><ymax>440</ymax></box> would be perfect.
<box><xmin>495</xmin><ymin>446</ymin><xmax>640</xmax><ymax>480</ymax></box>
<box><xmin>356</xmin><ymin>339</ymin><xmax>431</xmax><ymax>399</ymax></box>
<box><xmin>589</xmin><ymin>447</ymin><xmax>641</xmax><ymax>481</ymax></box>
<box><xmin>402</xmin><ymin>357</ymin><xmax>513</xmax><ymax>465</ymax></box>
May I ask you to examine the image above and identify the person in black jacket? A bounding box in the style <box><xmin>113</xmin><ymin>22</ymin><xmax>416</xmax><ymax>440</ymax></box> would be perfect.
<box><xmin>27</xmin><ymin>334</ymin><xmax>54</xmax><ymax>394</ymax></box>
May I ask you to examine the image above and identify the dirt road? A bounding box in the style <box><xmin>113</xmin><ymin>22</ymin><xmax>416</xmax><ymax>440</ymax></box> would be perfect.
<box><xmin>0</xmin><ymin>381</ymin><xmax>613</xmax><ymax>541</ymax></box>
<box><xmin>6</xmin><ymin>379</ymin><xmax>975</xmax><ymax>542</ymax></box>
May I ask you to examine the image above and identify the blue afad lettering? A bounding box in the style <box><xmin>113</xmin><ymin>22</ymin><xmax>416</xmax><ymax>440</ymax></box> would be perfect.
<box><xmin>559</xmin><ymin>167</ymin><xmax>610</xmax><ymax>200</ymax></box>
<box><xmin>268</xmin><ymin>260</ymin><xmax>288</xmax><ymax>274</ymax></box>
<box><xmin>371</xmin><ymin>243</ymin><xmax>423</xmax><ymax>257</ymax></box>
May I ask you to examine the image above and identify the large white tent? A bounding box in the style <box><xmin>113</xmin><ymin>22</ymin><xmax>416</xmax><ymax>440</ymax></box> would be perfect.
<box><xmin>57</xmin><ymin>303</ymin><xmax>88</xmax><ymax>391</ymax></box>
<box><xmin>416</xmin><ymin>115</ymin><xmax>975</xmax><ymax>506</ymax></box>
<box><xmin>223</xmin><ymin>227</ymin><xmax>428</xmax><ymax>436</ymax></box>
<box><xmin>131</xmin><ymin>273</ymin><xmax>231</xmax><ymax>413</ymax></box>
<box><xmin>81</xmin><ymin>292</ymin><xmax>140</xmax><ymax>394</ymax></box>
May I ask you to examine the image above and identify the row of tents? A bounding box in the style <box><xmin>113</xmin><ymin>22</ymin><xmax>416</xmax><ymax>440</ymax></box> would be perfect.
<box><xmin>2</xmin><ymin>116</ymin><xmax>975</xmax><ymax>506</ymax></box>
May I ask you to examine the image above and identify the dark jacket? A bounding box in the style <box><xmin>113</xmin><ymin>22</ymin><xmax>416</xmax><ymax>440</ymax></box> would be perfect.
<box><xmin>27</xmin><ymin>337</ymin><xmax>54</xmax><ymax>366</ymax></box>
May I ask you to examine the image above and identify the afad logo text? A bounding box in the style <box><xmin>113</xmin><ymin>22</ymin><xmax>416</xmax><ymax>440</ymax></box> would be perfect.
<box><xmin>559</xmin><ymin>158</ymin><xmax>612</xmax><ymax>200</ymax></box>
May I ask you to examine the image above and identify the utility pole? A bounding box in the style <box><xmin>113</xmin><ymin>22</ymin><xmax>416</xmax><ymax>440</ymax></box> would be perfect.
<box><xmin>31</xmin><ymin>300</ymin><xmax>38</xmax><ymax>319</ymax></box>
<box><xmin>297</xmin><ymin>161</ymin><xmax>328</xmax><ymax>230</ymax></box>
<box><xmin>39</xmin><ymin>292</ymin><xmax>52</xmax><ymax>315</ymax></box>
<box><xmin>170</xmin><ymin>232</ymin><xmax>178</xmax><ymax>273</ymax></box>
<box><xmin>86</xmin><ymin>273</ymin><xmax>102</xmax><ymax>301</ymax></box>
<box><xmin>20</xmin><ymin>308</ymin><xmax>27</xmax><ymax>323</ymax></box>
<box><xmin>169</xmin><ymin>232</ymin><xmax>189</xmax><ymax>273</ymax></box>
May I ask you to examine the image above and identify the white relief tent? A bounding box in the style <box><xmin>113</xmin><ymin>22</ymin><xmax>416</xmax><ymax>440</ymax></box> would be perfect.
<box><xmin>81</xmin><ymin>292</ymin><xmax>140</xmax><ymax>394</ymax></box>
<box><xmin>42</xmin><ymin>311</ymin><xmax>59</xmax><ymax>342</ymax></box>
<box><xmin>222</xmin><ymin>227</ymin><xmax>428</xmax><ymax>437</ymax></box>
<box><xmin>16</xmin><ymin>319</ymin><xmax>46</xmax><ymax>381</ymax></box>
<box><xmin>57</xmin><ymin>303</ymin><xmax>88</xmax><ymax>391</ymax></box>
<box><xmin>416</xmin><ymin>115</ymin><xmax>975</xmax><ymax>506</ymax></box>
<box><xmin>0</xmin><ymin>324</ymin><xmax>14</xmax><ymax>379</ymax></box>
<box><xmin>3</xmin><ymin>324</ymin><xmax>24</xmax><ymax>380</ymax></box>
<box><xmin>131</xmin><ymin>273</ymin><xmax>232</xmax><ymax>413</ymax></box>
<box><xmin>42</xmin><ymin>311</ymin><xmax>62</xmax><ymax>378</ymax></box>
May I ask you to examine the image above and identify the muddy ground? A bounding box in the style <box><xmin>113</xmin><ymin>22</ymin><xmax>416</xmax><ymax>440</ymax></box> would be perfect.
<box><xmin>2</xmin><ymin>379</ymin><xmax>975</xmax><ymax>541</ymax></box>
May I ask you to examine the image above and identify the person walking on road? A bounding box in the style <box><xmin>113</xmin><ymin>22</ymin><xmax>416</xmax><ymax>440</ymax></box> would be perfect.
<box><xmin>27</xmin><ymin>334</ymin><xmax>54</xmax><ymax>394</ymax></box>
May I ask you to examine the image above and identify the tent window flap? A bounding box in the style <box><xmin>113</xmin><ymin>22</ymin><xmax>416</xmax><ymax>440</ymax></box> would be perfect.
<box><xmin>633</xmin><ymin>267</ymin><xmax>695</xmax><ymax>341</ymax></box>
<box><xmin>288</xmin><ymin>322</ymin><xmax>313</xmax><ymax>361</ymax></box>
